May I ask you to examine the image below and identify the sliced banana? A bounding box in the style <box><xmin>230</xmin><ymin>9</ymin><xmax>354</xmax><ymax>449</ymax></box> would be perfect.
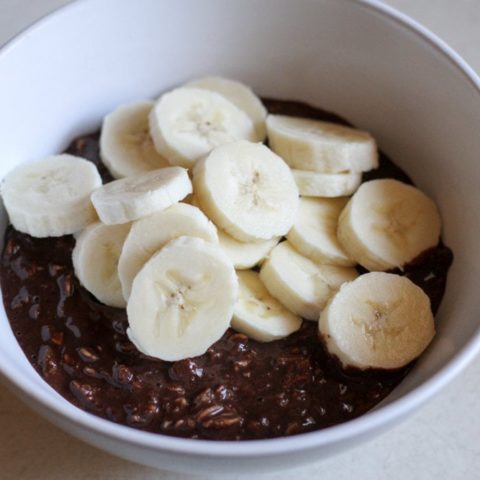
<box><xmin>319</xmin><ymin>272</ymin><xmax>435</xmax><ymax>369</ymax></box>
<box><xmin>100</xmin><ymin>100</ymin><xmax>170</xmax><ymax>179</ymax></box>
<box><xmin>118</xmin><ymin>202</ymin><xmax>218</xmax><ymax>300</ymax></box>
<box><xmin>218</xmin><ymin>230</ymin><xmax>280</xmax><ymax>270</ymax></box>
<box><xmin>193</xmin><ymin>140</ymin><xmax>299</xmax><ymax>242</ymax></box>
<box><xmin>315</xmin><ymin>263</ymin><xmax>359</xmax><ymax>290</ymax></box>
<box><xmin>72</xmin><ymin>222</ymin><xmax>131</xmax><ymax>308</ymax></box>
<box><xmin>287</xmin><ymin>197</ymin><xmax>355</xmax><ymax>266</ymax></box>
<box><xmin>185</xmin><ymin>76</ymin><xmax>267</xmax><ymax>141</ymax></box>
<box><xmin>1</xmin><ymin>154</ymin><xmax>101</xmax><ymax>237</ymax></box>
<box><xmin>149</xmin><ymin>87</ymin><xmax>256</xmax><ymax>168</ymax></box>
<box><xmin>292</xmin><ymin>170</ymin><xmax>362</xmax><ymax>197</ymax></box>
<box><xmin>337</xmin><ymin>179</ymin><xmax>442</xmax><ymax>271</ymax></box>
<box><xmin>260</xmin><ymin>242</ymin><xmax>330</xmax><ymax>321</ymax></box>
<box><xmin>260</xmin><ymin>242</ymin><xmax>358</xmax><ymax>321</ymax></box>
<box><xmin>266</xmin><ymin>114</ymin><xmax>378</xmax><ymax>173</ymax></box>
<box><xmin>127</xmin><ymin>236</ymin><xmax>238</xmax><ymax>361</ymax></box>
<box><xmin>232</xmin><ymin>270</ymin><xmax>302</xmax><ymax>342</ymax></box>
<box><xmin>91</xmin><ymin>166</ymin><xmax>191</xmax><ymax>225</ymax></box>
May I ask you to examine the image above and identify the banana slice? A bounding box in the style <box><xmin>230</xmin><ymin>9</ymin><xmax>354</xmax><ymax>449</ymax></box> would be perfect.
<box><xmin>292</xmin><ymin>170</ymin><xmax>361</xmax><ymax>197</ymax></box>
<box><xmin>91</xmin><ymin>166</ymin><xmax>191</xmax><ymax>225</ymax></box>
<box><xmin>287</xmin><ymin>197</ymin><xmax>355</xmax><ymax>266</ymax></box>
<box><xmin>232</xmin><ymin>270</ymin><xmax>302</xmax><ymax>342</ymax></box>
<box><xmin>1</xmin><ymin>154</ymin><xmax>101</xmax><ymax>237</ymax></box>
<box><xmin>337</xmin><ymin>179</ymin><xmax>442</xmax><ymax>271</ymax></box>
<box><xmin>118</xmin><ymin>202</ymin><xmax>218</xmax><ymax>300</ymax></box>
<box><xmin>266</xmin><ymin>114</ymin><xmax>378</xmax><ymax>173</ymax></box>
<box><xmin>260</xmin><ymin>242</ymin><xmax>358</xmax><ymax>321</ymax></box>
<box><xmin>193</xmin><ymin>140</ymin><xmax>299</xmax><ymax>242</ymax></box>
<box><xmin>319</xmin><ymin>272</ymin><xmax>435</xmax><ymax>369</ymax></box>
<box><xmin>100</xmin><ymin>100</ymin><xmax>170</xmax><ymax>179</ymax></box>
<box><xmin>185</xmin><ymin>76</ymin><xmax>267</xmax><ymax>141</ymax></box>
<box><xmin>315</xmin><ymin>263</ymin><xmax>360</xmax><ymax>290</ymax></box>
<box><xmin>218</xmin><ymin>230</ymin><xmax>280</xmax><ymax>270</ymax></box>
<box><xmin>149</xmin><ymin>87</ymin><xmax>256</xmax><ymax>168</ymax></box>
<box><xmin>72</xmin><ymin>222</ymin><xmax>131</xmax><ymax>308</ymax></box>
<box><xmin>127</xmin><ymin>236</ymin><xmax>238</xmax><ymax>361</ymax></box>
<box><xmin>259</xmin><ymin>242</ymin><xmax>330</xmax><ymax>321</ymax></box>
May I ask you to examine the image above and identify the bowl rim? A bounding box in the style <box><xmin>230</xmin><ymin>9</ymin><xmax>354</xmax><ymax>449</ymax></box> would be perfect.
<box><xmin>0</xmin><ymin>0</ymin><xmax>479</xmax><ymax>458</ymax></box>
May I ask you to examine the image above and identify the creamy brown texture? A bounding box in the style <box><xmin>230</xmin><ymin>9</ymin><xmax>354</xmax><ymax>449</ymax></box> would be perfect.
<box><xmin>0</xmin><ymin>99</ymin><xmax>453</xmax><ymax>440</ymax></box>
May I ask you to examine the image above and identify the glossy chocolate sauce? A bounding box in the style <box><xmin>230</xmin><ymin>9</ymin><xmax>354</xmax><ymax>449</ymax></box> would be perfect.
<box><xmin>0</xmin><ymin>99</ymin><xmax>453</xmax><ymax>440</ymax></box>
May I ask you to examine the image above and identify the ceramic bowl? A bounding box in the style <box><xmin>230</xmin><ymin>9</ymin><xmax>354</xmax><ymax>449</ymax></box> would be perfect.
<box><xmin>0</xmin><ymin>0</ymin><xmax>479</xmax><ymax>475</ymax></box>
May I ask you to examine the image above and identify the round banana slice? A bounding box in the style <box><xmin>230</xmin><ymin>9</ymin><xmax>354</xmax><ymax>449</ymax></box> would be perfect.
<box><xmin>91</xmin><ymin>166</ymin><xmax>191</xmax><ymax>225</ymax></box>
<box><xmin>337</xmin><ymin>179</ymin><xmax>442</xmax><ymax>271</ymax></box>
<box><xmin>291</xmin><ymin>170</ymin><xmax>361</xmax><ymax>197</ymax></box>
<box><xmin>260</xmin><ymin>241</ymin><xmax>358</xmax><ymax>321</ymax></box>
<box><xmin>1</xmin><ymin>154</ymin><xmax>101</xmax><ymax>237</ymax></box>
<box><xmin>218</xmin><ymin>230</ymin><xmax>280</xmax><ymax>270</ymax></box>
<box><xmin>149</xmin><ymin>87</ymin><xmax>256</xmax><ymax>168</ymax></box>
<box><xmin>127</xmin><ymin>236</ymin><xmax>238</xmax><ymax>361</ymax></box>
<box><xmin>72</xmin><ymin>222</ymin><xmax>131</xmax><ymax>308</ymax></box>
<box><xmin>319</xmin><ymin>272</ymin><xmax>435</xmax><ymax>369</ymax></box>
<box><xmin>287</xmin><ymin>197</ymin><xmax>355</xmax><ymax>266</ymax></box>
<box><xmin>266</xmin><ymin>114</ymin><xmax>378</xmax><ymax>173</ymax></box>
<box><xmin>315</xmin><ymin>263</ymin><xmax>359</xmax><ymax>290</ymax></box>
<box><xmin>185</xmin><ymin>76</ymin><xmax>267</xmax><ymax>141</ymax></box>
<box><xmin>193</xmin><ymin>140</ymin><xmax>299</xmax><ymax>242</ymax></box>
<box><xmin>232</xmin><ymin>270</ymin><xmax>302</xmax><ymax>342</ymax></box>
<box><xmin>118</xmin><ymin>203</ymin><xmax>218</xmax><ymax>300</ymax></box>
<box><xmin>100</xmin><ymin>100</ymin><xmax>170</xmax><ymax>178</ymax></box>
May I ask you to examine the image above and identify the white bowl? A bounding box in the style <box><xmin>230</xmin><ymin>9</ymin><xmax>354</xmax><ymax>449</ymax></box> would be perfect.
<box><xmin>0</xmin><ymin>0</ymin><xmax>479</xmax><ymax>475</ymax></box>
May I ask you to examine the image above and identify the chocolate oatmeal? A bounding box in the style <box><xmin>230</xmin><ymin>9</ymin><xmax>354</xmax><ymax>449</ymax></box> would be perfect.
<box><xmin>0</xmin><ymin>99</ymin><xmax>453</xmax><ymax>440</ymax></box>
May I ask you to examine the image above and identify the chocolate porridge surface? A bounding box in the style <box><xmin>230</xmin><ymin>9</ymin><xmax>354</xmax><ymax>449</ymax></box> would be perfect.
<box><xmin>0</xmin><ymin>99</ymin><xmax>453</xmax><ymax>440</ymax></box>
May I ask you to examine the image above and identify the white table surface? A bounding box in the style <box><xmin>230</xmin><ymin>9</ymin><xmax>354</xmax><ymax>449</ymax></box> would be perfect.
<box><xmin>0</xmin><ymin>1</ymin><xmax>479</xmax><ymax>479</ymax></box>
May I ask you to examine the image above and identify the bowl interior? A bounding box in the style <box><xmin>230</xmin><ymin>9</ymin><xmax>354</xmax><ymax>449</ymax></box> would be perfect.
<box><xmin>0</xmin><ymin>0</ymin><xmax>479</xmax><ymax>460</ymax></box>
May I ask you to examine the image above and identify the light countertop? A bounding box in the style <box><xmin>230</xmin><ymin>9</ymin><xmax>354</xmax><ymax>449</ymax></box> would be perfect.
<box><xmin>0</xmin><ymin>1</ymin><xmax>479</xmax><ymax>479</ymax></box>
